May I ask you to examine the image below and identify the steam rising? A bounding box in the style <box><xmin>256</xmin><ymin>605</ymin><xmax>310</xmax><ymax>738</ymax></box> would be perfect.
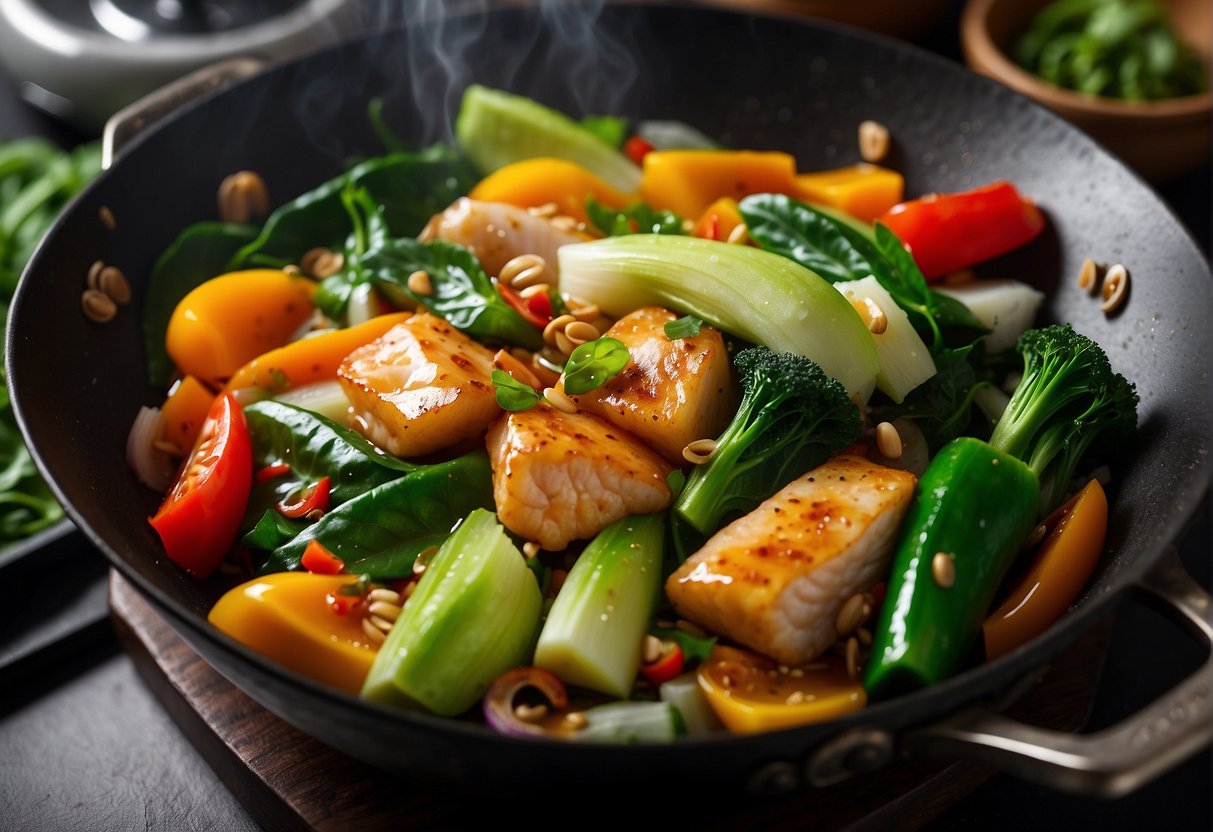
<box><xmin>315</xmin><ymin>0</ymin><xmax>641</xmax><ymax>150</ymax></box>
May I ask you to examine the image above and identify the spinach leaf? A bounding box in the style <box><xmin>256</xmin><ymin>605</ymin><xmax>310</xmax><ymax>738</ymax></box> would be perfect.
<box><xmin>586</xmin><ymin>196</ymin><xmax>686</xmax><ymax>237</ymax></box>
<box><xmin>231</xmin><ymin>145</ymin><xmax>476</xmax><ymax>269</ymax></box>
<box><xmin>664</xmin><ymin>314</ymin><xmax>703</xmax><ymax>340</ymax></box>
<box><xmin>143</xmin><ymin>221</ymin><xmax>258</xmax><ymax>385</ymax></box>
<box><xmin>243</xmin><ymin>509</ymin><xmax>307</xmax><ymax>551</ymax></box>
<box><xmin>242</xmin><ymin>400</ymin><xmax>417</xmax><ymax>530</ymax></box>
<box><xmin>363</xmin><ymin>238</ymin><xmax>544</xmax><ymax>349</ymax></box>
<box><xmin>261</xmin><ymin>452</ymin><xmax>495</xmax><ymax>578</ymax></box>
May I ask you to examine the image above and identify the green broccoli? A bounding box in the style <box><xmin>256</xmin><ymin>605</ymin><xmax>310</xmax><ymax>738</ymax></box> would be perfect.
<box><xmin>988</xmin><ymin>324</ymin><xmax>1138</xmax><ymax>513</ymax></box>
<box><xmin>673</xmin><ymin>347</ymin><xmax>863</xmax><ymax>535</ymax></box>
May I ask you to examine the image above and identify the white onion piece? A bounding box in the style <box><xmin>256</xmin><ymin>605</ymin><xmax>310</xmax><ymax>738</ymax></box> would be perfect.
<box><xmin>125</xmin><ymin>407</ymin><xmax>176</xmax><ymax>492</ymax></box>
<box><xmin>347</xmin><ymin>282</ymin><xmax>379</xmax><ymax>326</ymax></box>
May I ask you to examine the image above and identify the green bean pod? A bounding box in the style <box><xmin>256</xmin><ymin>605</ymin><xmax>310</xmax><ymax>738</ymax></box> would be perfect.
<box><xmin>865</xmin><ymin>437</ymin><xmax>1039</xmax><ymax>698</ymax></box>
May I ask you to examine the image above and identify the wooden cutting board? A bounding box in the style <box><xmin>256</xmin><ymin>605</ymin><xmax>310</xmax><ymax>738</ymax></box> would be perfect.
<box><xmin>108</xmin><ymin>570</ymin><xmax>1109</xmax><ymax>831</ymax></box>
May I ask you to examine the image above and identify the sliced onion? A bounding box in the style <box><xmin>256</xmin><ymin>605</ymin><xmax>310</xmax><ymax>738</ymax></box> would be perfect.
<box><xmin>125</xmin><ymin>407</ymin><xmax>176</xmax><ymax>492</ymax></box>
<box><xmin>347</xmin><ymin>282</ymin><xmax>380</xmax><ymax>326</ymax></box>
<box><xmin>483</xmin><ymin>667</ymin><xmax>570</xmax><ymax>737</ymax></box>
<box><xmin>272</xmin><ymin>380</ymin><xmax>351</xmax><ymax>423</ymax></box>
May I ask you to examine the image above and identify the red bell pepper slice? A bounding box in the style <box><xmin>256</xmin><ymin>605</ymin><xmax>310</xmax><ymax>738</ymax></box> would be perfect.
<box><xmin>149</xmin><ymin>392</ymin><xmax>252</xmax><ymax>579</ymax></box>
<box><xmin>255</xmin><ymin>462</ymin><xmax>292</xmax><ymax>484</ymax></box>
<box><xmin>276</xmin><ymin>476</ymin><xmax>331</xmax><ymax>519</ymax></box>
<box><xmin>302</xmin><ymin>539</ymin><xmax>345</xmax><ymax>575</ymax></box>
<box><xmin>878</xmin><ymin>180</ymin><xmax>1045</xmax><ymax>280</ymax></box>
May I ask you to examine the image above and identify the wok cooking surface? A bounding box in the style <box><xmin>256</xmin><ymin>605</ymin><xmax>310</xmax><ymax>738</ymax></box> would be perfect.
<box><xmin>4</xmin><ymin>0</ymin><xmax>1210</xmax><ymax>797</ymax></box>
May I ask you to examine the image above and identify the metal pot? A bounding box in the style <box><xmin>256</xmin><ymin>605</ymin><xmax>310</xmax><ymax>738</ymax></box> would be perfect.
<box><xmin>7</xmin><ymin>2</ymin><xmax>1210</xmax><ymax>797</ymax></box>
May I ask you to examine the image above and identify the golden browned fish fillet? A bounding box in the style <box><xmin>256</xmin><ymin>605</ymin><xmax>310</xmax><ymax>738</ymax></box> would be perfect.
<box><xmin>573</xmin><ymin>307</ymin><xmax>739</xmax><ymax>465</ymax></box>
<box><xmin>666</xmin><ymin>455</ymin><xmax>917</xmax><ymax>666</ymax></box>
<box><xmin>419</xmin><ymin>197</ymin><xmax>587</xmax><ymax>278</ymax></box>
<box><xmin>338</xmin><ymin>313</ymin><xmax>498</xmax><ymax>457</ymax></box>
<box><xmin>486</xmin><ymin>406</ymin><xmax>673</xmax><ymax>550</ymax></box>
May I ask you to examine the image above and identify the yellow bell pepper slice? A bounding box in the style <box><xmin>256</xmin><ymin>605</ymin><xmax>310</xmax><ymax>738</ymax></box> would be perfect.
<box><xmin>166</xmin><ymin>269</ymin><xmax>315</xmax><ymax>386</ymax></box>
<box><xmin>208</xmin><ymin>572</ymin><xmax>379</xmax><ymax>693</ymax></box>
<box><xmin>640</xmin><ymin>150</ymin><xmax>798</xmax><ymax>220</ymax></box>
<box><xmin>793</xmin><ymin>164</ymin><xmax>905</xmax><ymax>222</ymax></box>
<box><xmin>158</xmin><ymin>375</ymin><xmax>215</xmax><ymax>452</ymax></box>
<box><xmin>225</xmin><ymin>312</ymin><xmax>411</xmax><ymax>395</ymax></box>
<box><xmin>697</xmin><ymin>645</ymin><xmax>866</xmax><ymax>734</ymax></box>
<box><xmin>983</xmin><ymin>479</ymin><xmax>1108</xmax><ymax>661</ymax></box>
<box><xmin>469</xmin><ymin>157</ymin><xmax>632</xmax><ymax>224</ymax></box>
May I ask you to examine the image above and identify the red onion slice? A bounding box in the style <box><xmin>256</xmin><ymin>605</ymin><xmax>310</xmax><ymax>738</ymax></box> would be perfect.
<box><xmin>483</xmin><ymin>667</ymin><xmax>570</xmax><ymax>738</ymax></box>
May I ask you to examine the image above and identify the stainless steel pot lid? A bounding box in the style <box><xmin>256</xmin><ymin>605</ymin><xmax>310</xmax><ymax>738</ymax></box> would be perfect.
<box><xmin>0</xmin><ymin>0</ymin><xmax>363</xmax><ymax>129</ymax></box>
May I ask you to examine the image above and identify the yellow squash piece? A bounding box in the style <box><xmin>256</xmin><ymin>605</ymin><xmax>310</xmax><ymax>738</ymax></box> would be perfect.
<box><xmin>158</xmin><ymin>375</ymin><xmax>214</xmax><ymax>452</ymax></box>
<box><xmin>691</xmin><ymin>197</ymin><xmax>745</xmax><ymax>241</ymax></box>
<box><xmin>166</xmin><ymin>269</ymin><xmax>315</xmax><ymax>386</ymax></box>
<box><xmin>208</xmin><ymin>572</ymin><xmax>378</xmax><ymax>693</ymax></box>
<box><xmin>225</xmin><ymin>312</ymin><xmax>411</xmax><ymax>395</ymax></box>
<box><xmin>469</xmin><ymin>157</ymin><xmax>632</xmax><ymax>224</ymax></box>
<box><xmin>698</xmin><ymin>645</ymin><xmax>867</xmax><ymax>734</ymax></box>
<box><xmin>640</xmin><ymin>150</ymin><xmax>798</xmax><ymax>219</ymax></box>
<box><xmin>793</xmin><ymin>164</ymin><xmax>904</xmax><ymax>222</ymax></box>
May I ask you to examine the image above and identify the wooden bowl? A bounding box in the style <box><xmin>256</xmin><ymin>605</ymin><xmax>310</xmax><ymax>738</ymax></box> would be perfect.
<box><xmin>961</xmin><ymin>0</ymin><xmax>1211</xmax><ymax>181</ymax></box>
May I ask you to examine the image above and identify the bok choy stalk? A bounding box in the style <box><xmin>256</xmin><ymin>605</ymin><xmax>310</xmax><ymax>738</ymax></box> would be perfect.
<box><xmin>558</xmin><ymin>235</ymin><xmax>879</xmax><ymax>400</ymax></box>
<box><xmin>533</xmin><ymin>513</ymin><xmax>664</xmax><ymax>698</ymax></box>
<box><xmin>360</xmin><ymin>509</ymin><xmax>542</xmax><ymax>715</ymax></box>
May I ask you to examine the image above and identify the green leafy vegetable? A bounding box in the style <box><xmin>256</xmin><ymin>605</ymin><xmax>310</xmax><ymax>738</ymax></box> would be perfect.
<box><xmin>242</xmin><ymin>509</ymin><xmax>307</xmax><ymax>551</ymax></box>
<box><xmin>1014</xmin><ymin>0</ymin><xmax>1207</xmax><ymax>101</ymax></box>
<box><xmin>231</xmin><ymin>145</ymin><xmax>476</xmax><ymax>269</ymax></box>
<box><xmin>492</xmin><ymin>369</ymin><xmax>544</xmax><ymax>411</ymax></box>
<box><xmin>585</xmin><ymin>196</ymin><xmax>686</xmax><ymax>238</ymax></box>
<box><xmin>261</xmin><ymin>453</ymin><xmax>495</xmax><ymax>578</ymax></box>
<box><xmin>362</xmin><ymin>238</ymin><xmax>543</xmax><ymax>349</ymax></box>
<box><xmin>650</xmin><ymin>626</ymin><xmax>716</xmax><ymax>664</ymax></box>
<box><xmin>664</xmin><ymin>314</ymin><xmax>703</xmax><ymax>340</ymax></box>
<box><xmin>242</xmin><ymin>400</ymin><xmax>416</xmax><ymax>530</ymax></box>
<box><xmin>875</xmin><ymin>343</ymin><xmax>990</xmax><ymax>452</ymax></box>
<box><xmin>674</xmin><ymin>348</ymin><xmax>864</xmax><ymax>534</ymax></box>
<box><xmin>562</xmin><ymin>337</ymin><xmax>630</xmax><ymax>395</ymax></box>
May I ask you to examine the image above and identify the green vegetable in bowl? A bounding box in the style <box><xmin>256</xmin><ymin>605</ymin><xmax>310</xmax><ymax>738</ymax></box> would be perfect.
<box><xmin>1014</xmin><ymin>0</ymin><xmax>1207</xmax><ymax>100</ymax></box>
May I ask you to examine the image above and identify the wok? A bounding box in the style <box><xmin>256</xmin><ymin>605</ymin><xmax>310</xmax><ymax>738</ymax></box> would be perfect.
<box><xmin>7</xmin><ymin>2</ymin><xmax>1211</xmax><ymax>797</ymax></box>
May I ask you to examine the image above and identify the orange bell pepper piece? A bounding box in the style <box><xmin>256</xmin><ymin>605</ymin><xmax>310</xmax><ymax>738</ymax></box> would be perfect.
<box><xmin>209</xmin><ymin>572</ymin><xmax>378</xmax><ymax>693</ymax></box>
<box><xmin>166</xmin><ymin>269</ymin><xmax>315</xmax><ymax>386</ymax></box>
<box><xmin>158</xmin><ymin>375</ymin><xmax>214</xmax><ymax>453</ymax></box>
<box><xmin>640</xmin><ymin>150</ymin><xmax>798</xmax><ymax>220</ymax></box>
<box><xmin>983</xmin><ymin>479</ymin><xmax>1108</xmax><ymax>661</ymax></box>
<box><xmin>225</xmin><ymin>312</ymin><xmax>410</xmax><ymax>395</ymax></box>
<box><xmin>692</xmin><ymin>197</ymin><xmax>745</xmax><ymax>241</ymax></box>
<box><xmin>469</xmin><ymin>157</ymin><xmax>632</xmax><ymax>224</ymax></box>
<box><xmin>793</xmin><ymin>164</ymin><xmax>905</xmax><ymax>222</ymax></box>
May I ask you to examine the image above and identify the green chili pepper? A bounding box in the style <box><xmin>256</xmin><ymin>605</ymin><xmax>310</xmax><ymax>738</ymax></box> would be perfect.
<box><xmin>864</xmin><ymin>437</ymin><xmax>1039</xmax><ymax>696</ymax></box>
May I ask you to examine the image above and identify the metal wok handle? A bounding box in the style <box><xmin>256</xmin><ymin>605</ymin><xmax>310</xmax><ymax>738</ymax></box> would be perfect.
<box><xmin>902</xmin><ymin>549</ymin><xmax>1211</xmax><ymax>797</ymax></box>
<box><xmin>101</xmin><ymin>57</ymin><xmax>267</xmax><ymax>169</ymax></box>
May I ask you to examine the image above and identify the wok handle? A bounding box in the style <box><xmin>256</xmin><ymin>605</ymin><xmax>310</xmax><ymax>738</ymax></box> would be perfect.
<box><xmin>904</xmin><ymin>549</ymin><xmax>1211</xmax><ymax>797</ymax></box>
<box><xmin>101</xmin><ymin>57</ymin><xmax>267</xmax><ymax>169</ymax></box>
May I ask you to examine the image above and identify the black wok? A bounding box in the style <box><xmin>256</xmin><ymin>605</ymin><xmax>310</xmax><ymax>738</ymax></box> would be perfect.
<box><xmin>7</xmin><ymin>2</ymin><xmax>1211</xmax><ymax>797</ymax></box>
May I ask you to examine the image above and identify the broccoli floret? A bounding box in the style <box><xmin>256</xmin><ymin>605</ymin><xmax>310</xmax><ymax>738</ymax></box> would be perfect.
<box><xmin>988</xmin><ymin>324</ymin><xmax>1138</xmax><ymax>512</ymax></box>
<box><xmin>673</xmin><ymin>347</ymin><xmax>863</xmax><ymax>535</ymax></box>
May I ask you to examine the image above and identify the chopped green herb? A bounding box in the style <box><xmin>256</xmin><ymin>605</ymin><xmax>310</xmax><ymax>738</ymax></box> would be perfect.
<box><xmin>664</xmin><ymin>314</ymin><xmax>704</xmax><ymax>340</ymax></box>
<box><xmin>585</xmin><ymin>196</ymin><xmax>686</xmax><ymax>238</ymax></box>
<box><xmin>492</xmin><ymin>369</ymin><xmax>545</xmax><ymax>411</ymax></box>
<box><xmin>561</xmin><ymin>337</ymin><xmax>630</xmax><ymax>395</ymax></box>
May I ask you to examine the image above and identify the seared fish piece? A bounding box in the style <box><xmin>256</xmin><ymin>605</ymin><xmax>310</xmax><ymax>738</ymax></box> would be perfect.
<box><xmin>487</xmin><ymin>407</ymin><xmax>673</xmax><ymax>550</ymax></box>
<box><xmin>666</xmin><ymin>455</ymin><xmax>917</xmax><ymax>666</ymax></box>
<box><xmin>338</xmin><ymin>313</ymin><xmax>498</xmax><ymax>457</ymax></box>
<box><xmin>574</xmin><ymin>307</ymin><xmax>739</xmax><ymax>465</ymax></box>
<box><xmin>420</xmin><ymin>197</ymin><xmax>587</xmax><ymax>279</ymax></box>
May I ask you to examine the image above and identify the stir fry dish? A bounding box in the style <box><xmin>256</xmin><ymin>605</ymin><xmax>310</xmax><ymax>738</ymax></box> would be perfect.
<box><xmin>130</xmin><ymin>86</ymin><xmax>1137</xmax><ymax>741</ymax></box>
